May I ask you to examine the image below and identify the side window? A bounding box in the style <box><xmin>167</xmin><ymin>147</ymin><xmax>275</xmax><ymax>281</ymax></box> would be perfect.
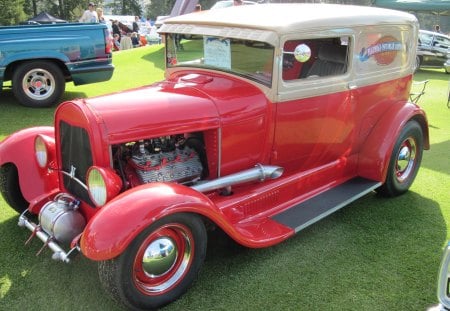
<box><xmin>282</xmin><ymin>37</ymin><xmax>349</xmax><ymax>81</ymax></box>
<box><xmin>418</xmin><ymin>33</ymin><xmax>432</xmax><ymax>46</ymax></box>
<box><xmin>434</xmin><ymin>35</ymin><xmax>450</xmax><ymax>49</ymax></box>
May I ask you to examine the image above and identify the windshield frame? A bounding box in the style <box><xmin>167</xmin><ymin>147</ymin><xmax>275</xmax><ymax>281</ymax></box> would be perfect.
<box><xmin>164</xmin><ymin>32</ymin><xmax>275</xmax><ymax>87</ymax></box>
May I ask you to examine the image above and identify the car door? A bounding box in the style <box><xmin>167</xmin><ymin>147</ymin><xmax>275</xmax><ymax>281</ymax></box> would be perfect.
<box><xmin>272</xmin><ymin>35</ymin><xmax>354</xmax><ymax>174</ymax></box>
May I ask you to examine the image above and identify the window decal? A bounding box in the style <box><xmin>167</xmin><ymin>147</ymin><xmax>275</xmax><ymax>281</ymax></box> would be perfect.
<box><xmin>359</xmin><ymin>36</ymin><xmax>402</xmax><ymax>65</ymax></box>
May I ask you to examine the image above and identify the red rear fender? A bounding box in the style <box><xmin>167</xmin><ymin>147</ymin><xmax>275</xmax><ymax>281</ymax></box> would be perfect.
<box><xmin>358</xmin><ymin>102</ymin><xmax>429</xmax><ymax>181</ymax></box>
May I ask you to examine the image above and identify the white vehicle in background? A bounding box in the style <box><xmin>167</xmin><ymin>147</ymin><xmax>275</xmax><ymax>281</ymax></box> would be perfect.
<box><xmin>416</xmin><ymin>29</ymin><xmax>450</xmax><ymax>73</ymax></box>
<box><xmin>211</xmin><ymin>0</ymin><xmax>257</xmax><ymax>9</ymax></box>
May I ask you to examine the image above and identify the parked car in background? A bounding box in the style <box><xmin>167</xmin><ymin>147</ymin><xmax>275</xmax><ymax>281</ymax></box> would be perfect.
<box><xmin>445</xmin><ymin>59</ymin><xmax>450</xmax><ymax>74</ymax></box>
<box><xmin>0</xmin><ymin>4</ymin><xmax>428</xmax><ymax>310</ymax></box>
<box><xmin>0</xmin><ymin>22</ymin><xmax>114</xmax><ymax>107</ymax></box>
<box><xmin>416</xmin><ymin>29</ymin><xmax>450</xmax><ymax>73</ymax></box>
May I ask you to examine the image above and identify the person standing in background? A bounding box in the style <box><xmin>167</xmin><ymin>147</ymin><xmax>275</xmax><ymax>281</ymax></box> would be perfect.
<box><xmin>132</xmin><ymin>16</ymin><xmax>140</xmax><ymax>34</ymax></box>
<box><xmin>96</xmin><ymin>7</ymin><xmax>105</xmax><ymax>23</ymax></box>
<box><xmin>112</xmin><ymin>20</ymin><xmax>121</xmax><ymax>42</ymax></box>
<box><xmin>79</xmin><ymin>2</ymin><xmax>98</xmax><ymax>23</ymax></box>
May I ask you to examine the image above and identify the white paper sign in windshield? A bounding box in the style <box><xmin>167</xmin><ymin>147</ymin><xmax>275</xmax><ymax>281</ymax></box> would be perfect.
<box><xmin>204</xmin><ymin>37</ymin><xmax>231</xmax><ymax>70</ymax></box>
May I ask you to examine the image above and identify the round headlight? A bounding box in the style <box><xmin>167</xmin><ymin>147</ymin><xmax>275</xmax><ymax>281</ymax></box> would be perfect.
<box><xmin>87</xmin><ymin>167</ymin><xmax>107</xmax><ymax>206</ymax></box>
<box><xmin>87</xmin><ymin>166</ymin><xmax>122</xmax><ymax>207</ymax></box>
<box><xmin>35</xmin><ymin>135</ymin><xmax>48</xmax><ymax>168</ymax></box>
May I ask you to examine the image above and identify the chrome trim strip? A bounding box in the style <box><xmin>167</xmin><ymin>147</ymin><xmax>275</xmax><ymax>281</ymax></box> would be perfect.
<box><xmin>61</xmin><ymin>170</ymin><xmax>88</xmax><ymax>190</ymax></box>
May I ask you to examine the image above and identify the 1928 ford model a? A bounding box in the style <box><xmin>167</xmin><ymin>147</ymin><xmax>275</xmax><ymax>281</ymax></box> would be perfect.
<box><xmin>0</xmin><ymin>4</ymin><xmax>429</xmax><ymax>310</ymax></box>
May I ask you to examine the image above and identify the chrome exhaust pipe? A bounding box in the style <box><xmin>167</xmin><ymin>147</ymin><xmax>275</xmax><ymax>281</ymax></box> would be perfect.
<box><xmin>192</xmin><ymin>164</ymin><xmax>283</xmax><ymax>193</ymax></box>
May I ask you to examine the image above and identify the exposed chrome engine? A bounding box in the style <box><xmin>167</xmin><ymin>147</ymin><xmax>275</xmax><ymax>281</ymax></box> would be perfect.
<box><xmin>114</xmin><ymin>134</ymin><xmax>205</xmax><ymax>187</ymax></box>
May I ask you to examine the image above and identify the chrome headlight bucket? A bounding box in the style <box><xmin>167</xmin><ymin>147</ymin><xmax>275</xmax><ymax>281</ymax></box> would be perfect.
<box><xmin>35</xmin><ymin>134</ymin><xmax>55</xmax><ymax>168</ymax></box>
<box><xmin>86</xmin><ymin>166</ymin><xmax>122</xmax><ymax>207</ymax></box>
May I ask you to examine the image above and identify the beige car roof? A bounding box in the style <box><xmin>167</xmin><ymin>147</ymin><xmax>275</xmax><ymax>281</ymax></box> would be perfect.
<box><xmin>160</xmin><ymin>3</ymin><xmax>417</xmax><ymax>37</ymax></box>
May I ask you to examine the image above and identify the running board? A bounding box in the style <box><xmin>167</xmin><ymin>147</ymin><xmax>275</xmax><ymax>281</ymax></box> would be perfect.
<box><xmin>272</xmin><ymin>177</ymin><xmax>382</xmax><ymax>233</ymax></box>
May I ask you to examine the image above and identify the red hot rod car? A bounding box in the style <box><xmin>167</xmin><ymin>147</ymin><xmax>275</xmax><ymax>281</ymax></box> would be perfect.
<box><xmin>0</xmin><ymin>4</ymin><xmax>428</xmax><ymax>310</ymax></box>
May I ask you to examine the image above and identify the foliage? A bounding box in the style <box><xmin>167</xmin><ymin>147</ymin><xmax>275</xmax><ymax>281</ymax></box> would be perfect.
<box><xmin>105</xmin><ymin>0</ymin><xmax>141</xmax><ymax>16</ymax></box>
<box><xmin>145</xmin><ymin>0</ymin><xmax>176</xmax><ymax>20</ymax></box>
<box><xmin>0</xmin><ymin>0</ymin><xmax>26</xmax><ymax>25</ymax></box>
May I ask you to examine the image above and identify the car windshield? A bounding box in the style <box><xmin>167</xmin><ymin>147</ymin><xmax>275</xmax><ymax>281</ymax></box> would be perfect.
<box><xmin>165</xmin><ymin>34</ymin><xmax>274</xmax><ymax>87</ymax></box>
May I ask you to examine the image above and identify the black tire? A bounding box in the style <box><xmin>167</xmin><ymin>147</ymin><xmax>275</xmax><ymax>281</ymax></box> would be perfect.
<box><xmin>12</xmin><ymin>61</ymin><xmax>65</xmax><ymax>108</ymax></box>
<box><xmin>377</xmin><ymin>120</ymin><xmax>424</xmax><ymax>197</ymax></box>
<box><xmin>0</xmin><ymin>164</ymin><xmax>29</xmax><ymax>214</ymax></box>
<box><xmin>98</xmin><ymin>213</ymin><xmax>207</xmax><ymax>310</ymax></box>
<box><xmin>414</xmin><ymin>55</ymin><xmax>421</xmax><ymax>73</ymax></box>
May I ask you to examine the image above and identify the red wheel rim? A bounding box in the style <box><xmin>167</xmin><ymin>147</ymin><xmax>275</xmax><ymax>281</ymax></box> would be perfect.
<box><xmin>133</xmin><ymin>223</ymin><xmax>195</xmax><ymax>295</ymax></box>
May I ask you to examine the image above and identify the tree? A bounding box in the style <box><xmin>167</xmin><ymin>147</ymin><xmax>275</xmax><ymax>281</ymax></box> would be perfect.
<box><xmin>105</xmin><ymin>0</ymin><xmax>142</xmax><ymax>16</ymax></box>
<box><xmin>145</xmin><ymin>0</ymin><xmax>176</xmax><ymax>20</ymax></box>
<box><xmin>0</xmin><ymin>0</ymin><xmax>26</xmax><ymax>25</ymax></box>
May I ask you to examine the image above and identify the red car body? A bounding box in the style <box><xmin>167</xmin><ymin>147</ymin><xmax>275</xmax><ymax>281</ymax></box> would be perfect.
<box><xmin>0</xmin><ymin>4</ymin><xmax>429</xmax><ymax>310</ymax></box>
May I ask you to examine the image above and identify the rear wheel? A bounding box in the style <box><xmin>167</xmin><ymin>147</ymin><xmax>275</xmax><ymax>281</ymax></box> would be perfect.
<box><xmin>377</xmin><ymin>120</ymin><xmax>423</xmax><ymax>197</ymax></box>
<box><xmin>12</xmin><ymin>61</ymin><xmax>65</xmax><ymax>108</ymax></box>
<box><xmin>0</xmin><ymin>164</ymin><xmax>29</xmax><ymax>213</ymax></box>
<box><xmin>98</xmin><ymin>213</ymin><xmax>207</xmax><ymax>310</ymax></box>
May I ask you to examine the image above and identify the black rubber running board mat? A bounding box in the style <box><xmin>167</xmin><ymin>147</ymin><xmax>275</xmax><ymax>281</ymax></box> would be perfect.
<box><xmin>272</xmin><ymin>177</ymin><xmax>381</xmax><ymax>233</ymax></box>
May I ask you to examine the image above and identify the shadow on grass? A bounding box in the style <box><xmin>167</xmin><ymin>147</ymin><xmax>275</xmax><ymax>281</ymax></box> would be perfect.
<box><xmin>0</xmin><ymin>87</ymin><xmax>87</xmax><ymax>109</ymax></box>
<box><xmin>0</xmin><ymin>191</ymin><xmax>445</xmax><ymax>310</ymax></box>
<box><xmin>141</xmin><ymin>44</ymin><xmax>165</xmax><ymax>71</ymax></box>
<box><xmin>414</xmin><ymin>69</ymin><xmax>450</xmax><ymax>82</ymax></box>
<box><xmin>0</xmin><ymin>214</ymin><xmax>122</xmax><ymax>310</ymax></box>
<box><xmin>169</xmin><ymin>191</ymin><xmax>446</xmax><ymax>310</ymax></box>
<box><xmin>422</xmin><ymin>139</ymin><xmax>450</xmax><ymax>176</ymax></box>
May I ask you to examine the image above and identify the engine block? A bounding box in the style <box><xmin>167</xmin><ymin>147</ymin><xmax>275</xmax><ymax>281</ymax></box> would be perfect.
<box><xmin>130</xmin><ymin>145</ymin><xmax>203</xmax><ymax>184</ymax></box>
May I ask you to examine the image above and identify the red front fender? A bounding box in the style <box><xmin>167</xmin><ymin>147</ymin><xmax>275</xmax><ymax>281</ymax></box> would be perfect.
<box><xmin>0</xmin><ymin>126</ymin><xmax>58</xmax><ymax>202</ymax></box>
<box><xmin>80</xmin><ymin>182</ymin><xmax>229</xmax><ymax>261</ymax></box>
<box><xmin>357</xmin><ymin>102</ymin><xmax>429</xmax><ymax>182</ymax></box>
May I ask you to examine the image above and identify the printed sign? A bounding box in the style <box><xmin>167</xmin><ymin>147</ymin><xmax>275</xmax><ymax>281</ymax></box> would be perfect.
<box><xmin>204</xmin><ymin>37</ymin><xmax>231</xmax><ymax>70</ymax></box>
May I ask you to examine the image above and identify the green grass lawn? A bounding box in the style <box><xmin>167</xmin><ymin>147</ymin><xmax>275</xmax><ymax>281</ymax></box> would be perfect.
<box><xmin>0</xmin><ymin>45</ymin><xmax>449</xmax><ymax>311</ymax></box>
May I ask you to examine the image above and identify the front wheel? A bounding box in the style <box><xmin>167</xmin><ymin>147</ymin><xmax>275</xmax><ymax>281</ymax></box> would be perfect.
<box><xmin>377</xmin><ymin>120</ymin><xmax>424</xmax><ymax>197</ymax></box>
<box><xmin>12</xmin><ymin>61</ymin><xmax>65</xmax><ymax>108</ymax></box>
<box><xmin>98</xmin><ymin>213</ymin><xmax>207</xmax><ymax>310</ymax></box>
<box><xmin>0</xmin><ymin>164</ymin><xmax>29</xmax><ymax>214</ymax></box>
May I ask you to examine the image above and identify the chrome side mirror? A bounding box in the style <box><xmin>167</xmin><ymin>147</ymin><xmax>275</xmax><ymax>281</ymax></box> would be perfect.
<box><xmin>294</xmin><ymin>44</ymin><xmax>311</xmax><ymax>63</ymax></box>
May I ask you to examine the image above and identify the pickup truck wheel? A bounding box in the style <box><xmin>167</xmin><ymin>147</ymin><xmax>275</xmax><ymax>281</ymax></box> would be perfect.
<box><xmin>414</xmin><ymin>56</ymin><xmax>421</xmax><ymax>73</ymax></box>
<box><xmin>98</xmin><ymin>213</ymin><xmax>207</xmax><ymax>310</ymax></box>
<box><xmin>12</xmin><ymin>61</ymin><xmax>65</xmax><ymax>108</ymax></box>
<box><xmin>0</xmin><ymin>164</ymin><xmax>29</xmax><ymax>214</ymax></box>
<box><xmin>377</xmin><ymin>120</ymin><xmax>423</xmax><ymax>197</ymax></box>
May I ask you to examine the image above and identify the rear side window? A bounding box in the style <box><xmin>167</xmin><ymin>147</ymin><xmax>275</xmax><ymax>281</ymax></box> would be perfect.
<box><xmin>418</xmin><ymin>33</ymin><xmax>433</xmax><ymax>46</ymax></box>
<box><xmin>282</xmin><ymin>37</ymin><xmax>349</xmax><ymax>81</ymax></box>
<box><xmin>434</xmin><ymin>35</ymin><xmax>450</xmax><ymax>49</ymax></box>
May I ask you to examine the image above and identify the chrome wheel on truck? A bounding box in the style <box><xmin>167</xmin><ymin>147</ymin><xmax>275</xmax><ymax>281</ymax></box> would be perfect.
<box><xmin>12</xmin><ymin>61</ymin><xmax>65</xmax><ymax>108</ymax></box>
<box><xmin>98</xmin><ymin>213</ymin><xmax>207</xmax><ymax>310</ymax></box>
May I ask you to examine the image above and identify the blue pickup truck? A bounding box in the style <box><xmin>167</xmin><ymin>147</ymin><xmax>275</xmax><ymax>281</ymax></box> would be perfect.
<box><xmin>0</xmin><ymin>22</ymin><xmax>114</xmax><ymax>107</ymax></box>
